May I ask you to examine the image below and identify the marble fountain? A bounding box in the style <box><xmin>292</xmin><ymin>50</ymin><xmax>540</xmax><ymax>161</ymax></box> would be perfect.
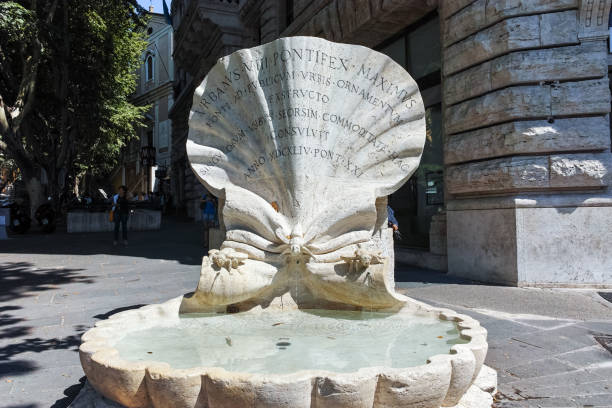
<box><xmin>77</xmin><ymin>37</ymin><xmax>496</xmax><ymax>408</ymax></box>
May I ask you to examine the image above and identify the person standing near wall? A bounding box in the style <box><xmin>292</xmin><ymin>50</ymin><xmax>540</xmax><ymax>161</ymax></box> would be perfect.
<box><xmin>200</xmin><ymin>192</ymin><xmax>216</xmax><ymax>248</ymax></box>
<box><xmin>113</xmin><ymin>185</ymin><xmax>130</xmax><ymax>246</ymax></box>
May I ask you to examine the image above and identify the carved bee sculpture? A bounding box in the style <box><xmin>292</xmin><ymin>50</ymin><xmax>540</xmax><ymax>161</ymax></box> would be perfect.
<box><xmin>341</xmin><ymin>244</ymin><xmax>385</xmax><ymax>275</ymax></box>
<box><xmin>278</xmin><ymin>225</ymin><xmax>313</xmax><ymax>265</ymax></box>
<box><xmin>208</xmin><ymin>248</ymin><xmax>248</xmax><ymax>271</ymax></box>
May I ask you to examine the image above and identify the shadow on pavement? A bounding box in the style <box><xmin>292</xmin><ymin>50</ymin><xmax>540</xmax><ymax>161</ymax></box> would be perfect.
<box><xmin>0</xmin><ymin>360</ymin><xmax>40</xmax><ymax>378</ymax></box>
<box><xmin>2</xmin><ymin>217</ymin><xmax>205</xmax><ymax>266</ymax></box>
<box><xmin>51</xmin><ymin>376</ymin><xmax>87</xmax><ymax>408</ymax></box>
<box><xmin>394</xmin><ymin>259</ymin><xmax>480</xmax><ymax>286</ymax></box>
<box><xmin>0</xmin><ymin>262</ymin><xmax>94</xmax><ymax>382</ymax></box>
<box><xmin>0</xmin><ymin>327</ymin><xmax>86</xmax><ymax>362</ymax></box>
<box><xmin>45</xmin><ymin>304</ymin><xmax>151</xmax><ymax>408</ymax></box>
<box><xmin>6</xmin><ymin>405</ymin><xmax>38</xmax><ymax>408</ymax></box>
<box><xmin>0</xmin><ymin>262</ymin><xmax>91</xmax><ymax>304</ymax></box>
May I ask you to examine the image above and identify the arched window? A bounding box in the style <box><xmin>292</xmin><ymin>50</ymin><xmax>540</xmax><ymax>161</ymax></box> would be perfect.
<box><xmin>146</xmin><ymin>55</ymin><xmax>154</xmax><ymax>82</ymax></box>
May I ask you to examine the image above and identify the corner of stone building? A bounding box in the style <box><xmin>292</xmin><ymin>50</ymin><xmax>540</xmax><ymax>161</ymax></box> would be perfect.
<box><xmin>446</xmin><ymin>194</ymin><xmax>612</xmax><ymax>287</ymax></box>
<box><xmin>441</xmin><ymin>0</ymin><xmax>612</xmax><ymax>287</ymax></box>
<box><xmin>446</xmin><ymin>203</ymin><xmax>519</xmax><ymax>286</ymax></box>
<box><xmin>513</xmin><ymin>193</ymin><xmax>612</xmax><ymax>288</ymax></box>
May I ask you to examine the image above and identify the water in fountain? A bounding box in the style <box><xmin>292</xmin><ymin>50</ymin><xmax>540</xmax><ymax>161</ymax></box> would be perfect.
<box><xmin>114</xmin><ymin>309</ymin><xmax>467</xmax><ymax>374</ymax></box>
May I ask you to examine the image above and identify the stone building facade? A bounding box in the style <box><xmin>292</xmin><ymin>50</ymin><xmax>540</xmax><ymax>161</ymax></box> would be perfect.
<box><xmin>114</xmin><ymin>9</ymin><xmax>174</xmax><ymax>196</ymax></box>
<box><xmin>170</xmin><ymin>0</ymin><xmax>612</xmax><ymax>286</ymax></box>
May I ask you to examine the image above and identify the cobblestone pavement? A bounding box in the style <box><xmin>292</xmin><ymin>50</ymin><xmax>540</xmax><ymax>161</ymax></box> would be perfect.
<box><xmin>396</xmin><ymin>269</ymin><xmax>612</xmax><ymax>407</ymax></box>
<box><xmin>1</xmin><ymin>219</ymin><xmax>611</xmax><ymax>408</ymax></box>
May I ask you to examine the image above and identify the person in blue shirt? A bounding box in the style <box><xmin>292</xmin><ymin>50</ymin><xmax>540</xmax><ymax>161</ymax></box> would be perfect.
<box><xmin>200</xmin><ymin>192</ymin><xmax>216</xmax><ymax>247</ymax></box>
<box><xmin>387</xmin><ymin>205</ymin><xmax>401</xmax><ymax>240</ymax></box>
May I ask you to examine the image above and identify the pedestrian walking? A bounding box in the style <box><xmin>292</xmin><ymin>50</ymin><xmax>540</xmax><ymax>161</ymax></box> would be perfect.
<box><xmin>112</xmin><ymin>185</ymin><xmax>130</xmax><ymax>246</ymax></box>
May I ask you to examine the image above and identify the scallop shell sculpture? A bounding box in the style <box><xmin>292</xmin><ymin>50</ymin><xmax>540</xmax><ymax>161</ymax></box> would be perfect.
<box><xmin>78</xmin><ymin>37</ymin><xmax>494</xmax><ymax>408</ymax></box>
<box><xmin>183</xmin><ymin>36</ymin><xmax>426</xmax><ymax>310</ymax></box>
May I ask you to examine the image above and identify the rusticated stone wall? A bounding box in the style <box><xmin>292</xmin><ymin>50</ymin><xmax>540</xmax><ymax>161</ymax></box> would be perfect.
<box><xmin>440</xmin><ymin>0</ymin><xmax>612</xmax><ymax>197</ymax></box>
<box><xmin>440</xmin><ymin>0</ymin><xmax>612</xmax><ymax>286</ymax></box>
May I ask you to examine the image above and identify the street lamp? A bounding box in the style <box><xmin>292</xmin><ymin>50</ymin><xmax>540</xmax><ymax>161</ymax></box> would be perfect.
<box><xmin>140</xmin><ymin>145</ymin><xmax>156</xmax><ymax>194</ymax></box>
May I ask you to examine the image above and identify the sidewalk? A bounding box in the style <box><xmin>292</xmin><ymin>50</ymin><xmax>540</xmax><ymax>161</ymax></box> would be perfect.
<box><xmin>395</xmin><ymin>264</ymin><xmax>612</xmax><ymax>407</ymax></box>
<box><xmin>1</xmin><ymin>218</ymin><xmax>611</xmax><ymax>407</ymax></box>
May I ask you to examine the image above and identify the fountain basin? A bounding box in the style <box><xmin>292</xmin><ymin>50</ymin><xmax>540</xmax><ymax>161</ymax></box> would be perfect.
<box><xmin>79</xmin><ymin>296</ymin><xmax>488</xmax><ymax>408</ymax></box>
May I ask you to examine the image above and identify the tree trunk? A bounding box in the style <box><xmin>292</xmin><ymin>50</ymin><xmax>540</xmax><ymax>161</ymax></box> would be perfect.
<box><xmin>25</xmin><ymin>176</ymin><xmax>44</xmax><ymax>219</ymax></box>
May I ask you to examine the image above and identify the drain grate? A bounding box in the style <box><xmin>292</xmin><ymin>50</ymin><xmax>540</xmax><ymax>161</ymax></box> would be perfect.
<box><xmin>597</xmin><ymin>292</ymin><xmax>612</xmax><ymax>303</ymax></box>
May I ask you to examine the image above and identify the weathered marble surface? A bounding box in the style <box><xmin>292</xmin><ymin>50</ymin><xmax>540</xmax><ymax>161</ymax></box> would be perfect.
<box><xmin>185</xmin><ymin>36</ymin><xmax>426</xmax><ymax>310</ymax></box>
<box><xmin>444</xmin><ymin>117</ymin><xmax>611</xmax><ymax>165</ymax></box>
<box><xmin>444</xmin><ymin>11</ymin><xmax>578</xmax><ymax>76</ymax></box>
<box><xmin>78</xmin><ymin>37</ymin><xmax>495</xmax><ymax>408</ymax></box>
<box><xmin>446</xmin><ymin>152</ymin><xmax>611</xmax><ymax>195</ymax></box>
<box><xmin>439</xmin><ymin>0</ymin><xmax>612</xmax><ymax>288</ymax></box>
<box><xmin>440</xmin><ymin>0</ymin><xmax>477</xmax><ymax>19</ymax></box>
<box><xmin>445</xmin><ymin>79</ymin><xmax>610</xmax><ymax>135</ymax></box>
<box><xmin>447</xmin><ymin>204</ymin><xmax>612</xmax><ymax>286</ymax></box>
<box><xmin>70</xmin><ymin>373</ymin><xmax>497</xmax><ymax>408</ymax></box>
<box><xmin>443</xmin><ymin>0</ymin><xmax>577</xmax><ymax>46</ymax></box>
<box><xmin>444</xmin><ymin>41</ymin><xmax>607</xmax><ymax>106</ymax></box>
<box><xmin>78</xmin><ymin>296</ymin><xmax>491</xmax><ymax>408</ymax></box>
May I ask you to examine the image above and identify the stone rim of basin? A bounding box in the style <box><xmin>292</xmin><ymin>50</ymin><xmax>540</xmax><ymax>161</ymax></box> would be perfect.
<box><xmin>79</xmin><ymin>296</ymin><xmax>488</xmax><ymax>408</ymax></box>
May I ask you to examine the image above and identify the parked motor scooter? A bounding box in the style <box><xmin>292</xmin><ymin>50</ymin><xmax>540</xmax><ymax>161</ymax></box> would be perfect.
<box><xmin>3</xmin><ymin>201</ymin><xmax>31</xmax><ymax>234</ymax></box>
<box><xmin>35</xmin><ymin>197</ymin><xmax>56</xmax><ymax>233</ymax></box>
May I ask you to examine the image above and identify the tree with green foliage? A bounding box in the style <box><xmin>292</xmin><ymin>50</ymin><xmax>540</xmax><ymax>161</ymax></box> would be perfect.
<box><xmin>0</xmin><ymin>0</ymin><xmax>148</xmax><ymax>216</ymax></box>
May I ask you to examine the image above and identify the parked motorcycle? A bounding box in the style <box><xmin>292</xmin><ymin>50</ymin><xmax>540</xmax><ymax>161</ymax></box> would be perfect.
<box><xmin>35</xmin><ymin>197</ymin><xmax>56</xmax><ymax>233</ymax></box>
<box><xmin>3</xmin><ymin>201</ymin><xmax>31</xmax><ymax>234</ymax></box>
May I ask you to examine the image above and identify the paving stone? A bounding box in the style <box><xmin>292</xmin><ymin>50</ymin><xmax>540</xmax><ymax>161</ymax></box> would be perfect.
<box><xmin>535</xmin><ymin>380</ymin><xmax>612</xmax><ymax>399</ymax></box>
<box><xmin>486</xmin><ymin>338</ymin><xmax>553</xmax><ymax>370</ymax></box>
<box><xmin>494</xmin><ymin>401</ymin><xmax>534</xmax><ymax>408</ymax></box>
<box><xmin>504</xmin><ymin>357</ymin><xmax>576</xmax><ymax>379</ymax></box>
<box><xmin>496</xmin><ymin>384</ymin><xmax>583</xmax><ymax>406</ymax></box>
<box><xmin>557</xmin><ymin>345</ymin><xmax>612</xmax><ymax>367</ymax></box>
<box><xmin>507</xmin><ymin>369</ymin><xmax>605</xmax><ymax>391</ymax></box>
<box><xmin>480</xmin><ymin>319</ymin><xmax>540</xmax><ymax>342</ymax></box>
<box><xmin>4</xmin><ymin>348</ymin><xmax>81</xmax><ymax>372</ymax></box>
<box><xmin>509</xmin><ymin>325</ymin><xmax>597</xmax><ymax>354</ymax></box>
<box><xmin>579</xmin><ymin>321</ymin><xmax>612</xmax><ymax>335</ymax></box>
<box><xmin>0</xmin><ymin>359</ymin><xmax>41</xmax><ymax>380</ymax></box>
<box><xmin>513</xmin><ymin>319</ymin><xmax>576</xmax><ymax>330</ymax></box>
<box><xmin>495</xmin><ymin>367</ymin><xmax>522</xmax><ymax>384</ymax></box>
<box><xmin>4</xmin><ymin>364</ymin><xmax>84</xmax><ymax>397</ymax></box>
<box><xmin>586</xmin><ymin>364</ymin><xmax>612</xmax><ymax>380</ymax></box>
<box><xmin>572</xmin><ymin>393</ymin><xmax>612</xmax><ymax>406</ymax></box>
<box><xmin>518</xmin><ymin>397</ymin><xmax>580</xmax><ymax>407</ymax></box>
<box><xmin>495</xmin><ymin>403</ymin><xmax>531</xmax><ymax>408</ymax></box>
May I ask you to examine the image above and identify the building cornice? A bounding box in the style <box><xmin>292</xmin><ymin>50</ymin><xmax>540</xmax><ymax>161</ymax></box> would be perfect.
<box><xmin>282</xmin><ymin>0</ymin><xmax>436</xmax><ymax>47</ymax></box>
<box><xmin>131</xmin><ymin>81</ymin><xmax>174</xmax><ymax>106</ymax></box>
